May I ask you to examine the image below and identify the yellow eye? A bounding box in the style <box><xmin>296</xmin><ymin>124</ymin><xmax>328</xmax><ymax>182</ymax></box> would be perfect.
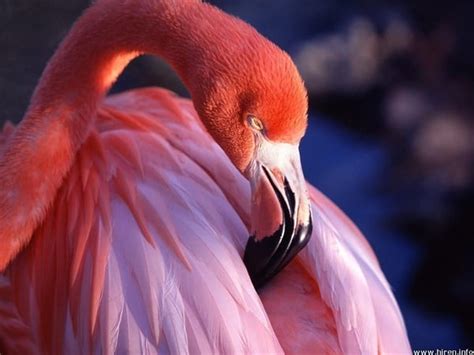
<box><xmin>248</xmin><ymin>115</ymin><xmax>264</xmax><ymax>131</ymax></box>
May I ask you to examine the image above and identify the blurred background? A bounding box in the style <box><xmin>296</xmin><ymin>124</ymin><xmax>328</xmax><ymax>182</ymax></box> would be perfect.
<box><xmin>1</xmin><ymin>0</ymin><xmax>473</xmax><ymax>349</ymax></box>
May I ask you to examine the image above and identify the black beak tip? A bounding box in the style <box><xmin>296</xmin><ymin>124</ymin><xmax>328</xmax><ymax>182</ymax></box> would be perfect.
<box><xmin>245</xmin><ymin>165</ymin><xmax>313</xmax><ymax>289</ymax></box>
<box><xmin>243</xmin><ymin>215</ymin><xmax>313</xmax><ymax>289</ymax></box>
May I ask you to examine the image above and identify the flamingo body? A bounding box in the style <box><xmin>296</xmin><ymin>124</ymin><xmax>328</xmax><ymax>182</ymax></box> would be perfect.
<box><xmin>0</xmin><ymin>0</ymin><xmax>411</xmax><ymax>353</ymax></box>
<box><xmin>0</xmin><ymin>88</ymin><xmax>409</xmax><ymax>354</ymax></box>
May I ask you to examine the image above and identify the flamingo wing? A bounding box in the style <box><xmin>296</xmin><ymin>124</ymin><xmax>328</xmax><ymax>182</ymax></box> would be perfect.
<box><xmin>0</xmin><ymin>88</ymin><xmax>282</xmax><ymax>354</ymax></box>
<box><xmin>296</xmin><ymin>185</ymin><xmax>412</xmax><ymax>354</ymax></box>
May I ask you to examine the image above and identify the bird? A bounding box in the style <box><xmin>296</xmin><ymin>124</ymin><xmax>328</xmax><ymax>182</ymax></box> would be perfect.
<box><xmin>0</xmin><ymin>0</ymin><xmax>412</xmax><ymax>353</ymax></box>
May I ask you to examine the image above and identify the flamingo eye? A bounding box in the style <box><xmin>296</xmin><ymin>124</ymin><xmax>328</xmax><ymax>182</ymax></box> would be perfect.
<box><xmin>247</xmin><ymin>115</ymin><xmax>264</xmax><ymax>132</ymax></box>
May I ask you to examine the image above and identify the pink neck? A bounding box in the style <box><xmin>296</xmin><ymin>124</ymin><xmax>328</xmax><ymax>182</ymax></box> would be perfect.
<box><xmin>29</xmin><ymin>0</ymin><xmax>206</xmax><ymax>146</ymax></box>
<box><xmin>0</xmin><ymin>0</ymin><xmax>256</xmax><ymax>269</ymax></box>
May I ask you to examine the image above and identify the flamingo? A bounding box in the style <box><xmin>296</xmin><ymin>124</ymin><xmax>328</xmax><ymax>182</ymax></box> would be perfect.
<box><xmin>0</xmin><ymin>0</ymin><xmax>412</xmax><ymax>353</ymax></box>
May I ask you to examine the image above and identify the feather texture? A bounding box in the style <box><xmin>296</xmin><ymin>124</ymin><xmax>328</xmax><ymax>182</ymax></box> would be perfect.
<box><xmin>0</xmin><ymin>88</ymin><xmax>410</xmax><ymax>354</ymax></box>
<box><xmin>298</xmin><ymin>185</ymin><xmax>412</xmax><ymax>354</ymax></box>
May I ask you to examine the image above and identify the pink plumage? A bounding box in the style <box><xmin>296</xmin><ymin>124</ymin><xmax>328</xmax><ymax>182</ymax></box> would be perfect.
<box><xmin>0</xmin><ymin>0</ymin><xmax>411</xmax><ymax>353</ymax></box>
<box><xmin>0</xmin><ymin>88</ymin><xmax>410</xmax><ymax>353</ymax></box>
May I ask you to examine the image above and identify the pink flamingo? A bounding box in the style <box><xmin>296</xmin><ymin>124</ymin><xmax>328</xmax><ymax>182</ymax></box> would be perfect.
<box><xmin>0</xmin><ymin>0</ymin><xmax>411</xmax><ymax>353</ymax></box>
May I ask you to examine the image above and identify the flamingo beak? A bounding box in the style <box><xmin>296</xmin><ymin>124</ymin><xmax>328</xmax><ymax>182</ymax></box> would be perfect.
<box><xmin>243</xmin><ymin>141</ymin><xmax>312</xmax><ymax>289</ymax></box>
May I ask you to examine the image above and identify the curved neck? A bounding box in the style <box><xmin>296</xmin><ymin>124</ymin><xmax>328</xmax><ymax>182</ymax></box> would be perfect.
<box><xmin>29</xmin><ymin>0</ymin><xmax>210</xmax><ymax>146</ymax></box>
<box><xmin>0</xmin><ymin>0</ymin><xmax>256</xmax><ymax>269</ymax></box>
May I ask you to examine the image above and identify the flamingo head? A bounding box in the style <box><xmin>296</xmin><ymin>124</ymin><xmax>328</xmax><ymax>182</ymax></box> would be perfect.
<box><xmin>187</xmin><ymin>13</ymin><xmax>312</xmax><ymax>288</ymax></box>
